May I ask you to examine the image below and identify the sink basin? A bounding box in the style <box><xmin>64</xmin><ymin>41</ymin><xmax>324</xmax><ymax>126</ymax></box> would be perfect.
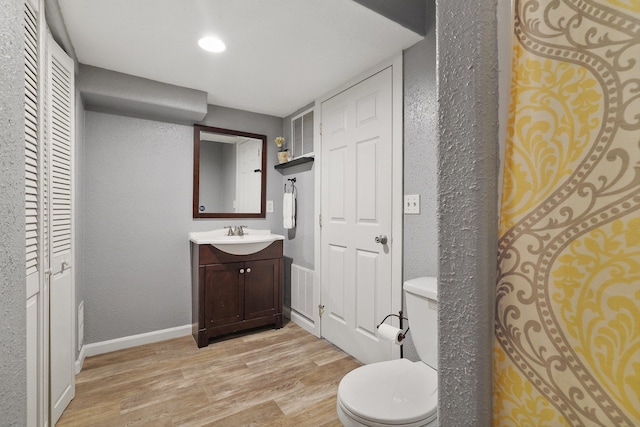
<box><xmin>189</xmin><ymin>229</ymin><xmax>285</xmax><ymax>255</ymax></box>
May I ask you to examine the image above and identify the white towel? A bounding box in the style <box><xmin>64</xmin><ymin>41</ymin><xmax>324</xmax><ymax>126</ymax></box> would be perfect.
<box><xmin>283</xmin><ymin>192</ymin><xmax>296</xmax><ymax>229</ymax></box>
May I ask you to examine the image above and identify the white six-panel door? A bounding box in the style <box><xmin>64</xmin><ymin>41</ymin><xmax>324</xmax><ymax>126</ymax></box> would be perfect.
<box><xmin>320</xmin><ymin>67</ymin><xmax>395</xmax><ymax>364</ymax></box>
<box><xmin>236</xmin><ymin>137</ymin><xmax>262</xmax><ymax>213</ymax></box>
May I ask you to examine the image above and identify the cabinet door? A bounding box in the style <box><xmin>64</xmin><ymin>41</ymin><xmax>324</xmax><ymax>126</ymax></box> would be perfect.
<box><xmin>204</xmin><ymin>262</ymin><xmax>244</xmax><ymax>327</ymax></box>
<box><xmin>244</xmin><ymin>258</ymin><xmax>279</xmax><ymax>320</ymax></box>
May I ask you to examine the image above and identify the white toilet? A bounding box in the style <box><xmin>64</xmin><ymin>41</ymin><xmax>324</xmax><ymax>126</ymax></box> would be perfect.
<box><xmin>336</xmin><ymin>277</ymin><xmax>438</xmax><ymax>427</ymax></box>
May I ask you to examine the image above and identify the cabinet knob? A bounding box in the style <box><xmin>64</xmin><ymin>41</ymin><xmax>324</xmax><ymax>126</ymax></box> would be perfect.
<box><xmin>246</xmin><ymin>268</ymin><xmax>251</xmax><ymax>273</ymax></box>
<box><xmin>240</xmin><ymin>268</ymin><xmax>245</xmax><ymax>274</ymax></box>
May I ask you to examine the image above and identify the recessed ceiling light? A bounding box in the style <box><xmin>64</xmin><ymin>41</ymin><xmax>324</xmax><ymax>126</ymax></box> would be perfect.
<box><xmin>198</xmin><ymin>36</ymin><xmax>226</xmax><ymax>53</ymax></box>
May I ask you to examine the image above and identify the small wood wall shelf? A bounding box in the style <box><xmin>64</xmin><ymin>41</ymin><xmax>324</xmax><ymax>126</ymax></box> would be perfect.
<box><xmin>274</xmin><ymin>156</ymin><xmax>314</xmax><ymax>170</ymax></box>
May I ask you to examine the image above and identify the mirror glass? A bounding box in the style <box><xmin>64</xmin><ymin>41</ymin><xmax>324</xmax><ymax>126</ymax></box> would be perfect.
<box><xmin>193</xmin><ymin>125</ymin><xmax>266</xmax><ymax>218</ymax></box>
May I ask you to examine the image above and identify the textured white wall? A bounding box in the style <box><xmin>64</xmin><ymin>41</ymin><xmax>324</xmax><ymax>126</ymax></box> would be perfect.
<box><xmin>437</xmin><ymin>0</ymin><xmax>500</xmax><ymax>425</ymax></box>
<box><xmin>0</xmin><ymin>0</ymin><xmax>27</xmax><ymax>421</ymax></box>
<box><xmin>401</xmin><ymin>3</ymin><xmax>438</xmax><ymax>362</ymax></box>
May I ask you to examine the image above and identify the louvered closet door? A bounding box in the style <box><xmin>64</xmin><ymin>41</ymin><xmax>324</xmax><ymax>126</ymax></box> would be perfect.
<box><xmin>25</xmin><ymin>0</ymin><xmax>39</xmax><ymax>293</ymax></box>
<box><xmin>24</xmin><ymin>1</ymin><xmax>47</xmax><ymax>425</ymax></box>
<box><xmin>47</xmin><ymin>33</ymin><xmax>75</xmax><ymax>425</ymax></box>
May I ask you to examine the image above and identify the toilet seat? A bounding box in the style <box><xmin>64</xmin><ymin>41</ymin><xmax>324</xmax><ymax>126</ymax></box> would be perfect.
<box><xmin>337</xmin><ymin>359</ymin><xmax>437</xmax><ymax>426</ymax></box>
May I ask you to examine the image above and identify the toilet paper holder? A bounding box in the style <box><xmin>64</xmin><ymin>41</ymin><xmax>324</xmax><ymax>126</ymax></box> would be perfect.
<box><xmin>376</xmin><ymin>311</ymin><xmax>410</xmax><ymax>343</ymax></box>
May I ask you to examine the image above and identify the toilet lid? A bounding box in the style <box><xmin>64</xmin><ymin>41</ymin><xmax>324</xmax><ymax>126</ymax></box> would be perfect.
<box><xmin>338</xmin><ymin>359</ymin><xmax>438</xmax><ymax>425</ymax></box>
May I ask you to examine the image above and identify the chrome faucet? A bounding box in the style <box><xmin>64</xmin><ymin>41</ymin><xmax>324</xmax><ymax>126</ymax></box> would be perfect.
<box><xmin>225</xmin><ymin>226</ymin><xmax>247</xmax><ymax>236</ymax></box>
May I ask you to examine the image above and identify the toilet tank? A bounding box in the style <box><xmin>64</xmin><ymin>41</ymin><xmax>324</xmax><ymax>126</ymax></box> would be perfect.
<box><xmin>404</xmin><ymin>277</ymin><xmax>438</xmax><ymax>369</ymax></box>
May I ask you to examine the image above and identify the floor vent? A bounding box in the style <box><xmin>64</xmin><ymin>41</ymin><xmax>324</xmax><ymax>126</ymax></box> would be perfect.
<box><xmin>291</xmin><ymin>264</ymin><xmax>314</xmax><ymax>322</ymax></box>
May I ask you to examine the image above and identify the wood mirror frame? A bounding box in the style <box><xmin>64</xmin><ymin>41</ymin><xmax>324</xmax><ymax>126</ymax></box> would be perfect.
<box><xmin>193</xmin><ymin>124</ymin><xmax>267</xmax><ymax>218</ymax></box>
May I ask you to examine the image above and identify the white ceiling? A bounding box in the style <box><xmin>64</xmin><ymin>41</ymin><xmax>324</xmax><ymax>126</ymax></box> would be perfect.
<box><xmin>57</xmin><ymin>0</ymin><xmax>423</xmax><ymax>118</ymax></box>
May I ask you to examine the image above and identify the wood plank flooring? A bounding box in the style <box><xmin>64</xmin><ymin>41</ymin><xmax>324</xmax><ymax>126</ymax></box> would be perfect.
<box><xmin>57</xmin><ymin>321</ymin><xmax>360</xmax><ymax>426</ymax></box>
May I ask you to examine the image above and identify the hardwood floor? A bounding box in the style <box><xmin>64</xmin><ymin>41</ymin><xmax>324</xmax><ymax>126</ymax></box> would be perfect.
<box><xmin>57</xmin><ymin>321</ymin><xmax>360</xmax><ymax>426</ymax></box>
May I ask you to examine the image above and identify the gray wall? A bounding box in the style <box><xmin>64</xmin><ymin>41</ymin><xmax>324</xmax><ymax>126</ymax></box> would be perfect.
<box><xmin>281</xmin><ymin>103</ymin><xmax>316</xmax><ymax>271</ymax></box>
<box><xmin>437</xmin><ymin>0</ymin><xmax>499</xmax><ymax>425</ymax></box>
<box><xmin>280</xmin><ymin>103</ymin><xmax>315</xmax><ymax>315</ymax></box>
<box><xmin>401</xmin><ymin>2</ymin><xmax>437</xmax><ymax>362</ymax></box>
<box><xmin>0</xmin><ymin>0</ymin><xmax>27</xmax><ymax>422</ymax></box>
<box><xmin>81</xmin><ymin>105</ymin><xmax>283</xmax><ymax>344</ymax></box>
<box><xmin>78</xmin><ymin>64</ymin><xmax>207</xmax><ymax>124</ymax></box>
<box><xmin>82</xmin><ymin>112</ymin><xmax>194</xmax><ymax>342</ymax></box>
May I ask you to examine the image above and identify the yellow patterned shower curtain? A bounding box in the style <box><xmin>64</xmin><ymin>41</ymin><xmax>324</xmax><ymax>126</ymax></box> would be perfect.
<box><xmin>494</xmin><ymin>0</ymin><xmax>640</xmax><ymax>426</ymax></box>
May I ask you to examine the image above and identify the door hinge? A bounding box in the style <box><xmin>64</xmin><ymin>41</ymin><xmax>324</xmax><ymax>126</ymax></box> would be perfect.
<box><xmin>319</xmin><ymin>214</ymin><xmax>322</xmax><ymax>228</ymax></box>
<box><xmin>319</xmin><ymin>123</ymin><xmax>322</xmax><ymax>136</ymax></box>
<box><xmin>318</xmin><ymin>304</ymin><xmax>325</xmax><ymax>318</ymax></box>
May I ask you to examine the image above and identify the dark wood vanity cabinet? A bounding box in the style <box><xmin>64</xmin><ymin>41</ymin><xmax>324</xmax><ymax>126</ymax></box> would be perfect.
<box><xmin>192</xmin><ymin>240</ymin><xmax>283</xmax><ymax>347</ymax></box>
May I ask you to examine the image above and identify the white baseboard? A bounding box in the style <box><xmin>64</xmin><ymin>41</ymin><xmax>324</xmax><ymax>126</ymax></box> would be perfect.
<box><xmin>75</xmin><ymin>324</ymin><xmax>192</xmax><ymax>373</ymax></box>
<box><xmin>75</xmin><ymin>345</ymin><xmax>87</xmax><ymax>374</ymax></box>
<box><xmin>291</xmin><ymin>310</ymin><xmax>318</xmax><ymax>337</ymax></box>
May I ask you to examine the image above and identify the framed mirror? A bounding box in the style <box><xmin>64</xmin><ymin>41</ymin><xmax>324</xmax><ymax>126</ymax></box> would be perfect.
<box><xmin>193</xmin><ymin>125</ymin><xmax>267</xmax><ymax>218</ymax></box>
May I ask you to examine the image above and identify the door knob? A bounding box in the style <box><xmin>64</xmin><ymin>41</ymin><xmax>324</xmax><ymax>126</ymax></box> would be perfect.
<box><xmin>375</xmin><ymin>235</ymin><xmax>388</xmax><ymax>245</ymax></box>
<box><xmin>246</xmin><ymin>268</ymin><xmax>251</xmax><ymax>273</ymax></box>
<box><xmin>240</xmin><ymin>268</ymin><xmax>245</xmax><ymax>274</ymax></box>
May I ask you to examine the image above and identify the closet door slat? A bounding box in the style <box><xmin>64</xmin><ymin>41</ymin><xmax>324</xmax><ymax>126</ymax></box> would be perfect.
<box><xmin>24</xmin><ymin>0</ymin><xmax>39</xmax><ymax>280</ymax></box>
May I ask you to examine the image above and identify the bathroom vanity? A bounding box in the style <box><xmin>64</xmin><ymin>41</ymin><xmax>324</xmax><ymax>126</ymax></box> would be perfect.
<box><xmin>190</xmin><ymin>229</ymin><xmax>284</xmax><ymax>348</ymax></box>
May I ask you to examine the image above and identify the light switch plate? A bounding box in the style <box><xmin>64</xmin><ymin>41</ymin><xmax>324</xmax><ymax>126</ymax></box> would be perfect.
<box><xmin>404</xmin><ymin>194</ymin><xmax>420</xmax><ymax>214</ymax></box>
<box><xmin>266</xmin><ymin>200</ymin><xmax>274</xmax><ymax>213</ymax></box>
